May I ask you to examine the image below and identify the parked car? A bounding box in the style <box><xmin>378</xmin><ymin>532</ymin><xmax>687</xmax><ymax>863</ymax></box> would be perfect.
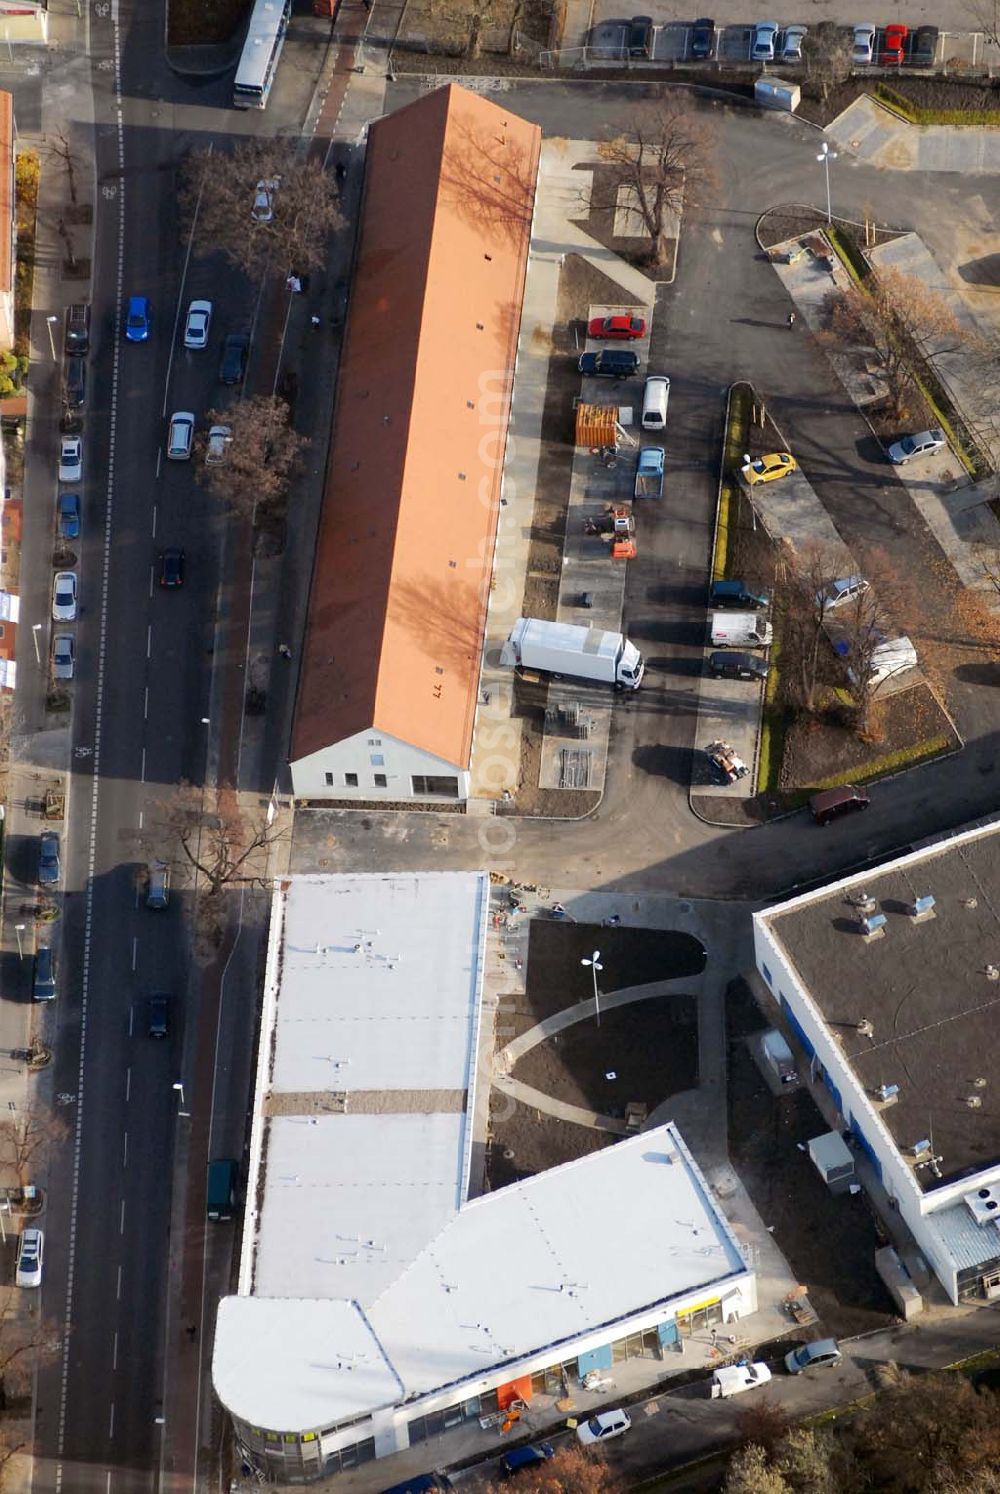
<box><xmin>689</xmin><ymin>16</ymin><xmax>715</xmax><ymax>58</ymax></box>
<box><xmin>252</xmin><ymin>177</ymin><xmax>280</xmax><ymax>223</ymax></box>
<box><xmin>817</xmin><ymin>575</ymin><xmax>869</xmax><ymax>610</ymax></box>
<box><xmin>852</xmin><ymin>23</ymin><xmax>875</xmax><ymax>64</ymax></box>
<box><xmin>166</xmin><ymin>412</ymin><xmax>195</xmax><ymax>461</ymax></box>
<box><xmin>578</xmin><ymin>349</ymin><xmax>640</xmax><ymax>378</ymax></box>
<box><xmin>780</xmin><ymin>23</ymin><xmax>806</xmax><ymax>60</ymax></box>
<box><xmin>751</xmin><ymin>20</ymin><xmax>778</xmax><ymax>61</ymax></box>
<box><xmin>785</xmin><ymin>1338</ymin><xmax>842</xmax><ymax>1374</ymax></box>
<box><xmin>52</xmin><ymin>634</ymin><xmax>75</xmax><ymax>682</ymax></box>
<box><xmin>124</xmin><ymin>294</ymin><xmax>151</xmax><ymax>342</ymax></box>
<box><xmin>809</xmin><ymin>785</ymin><xmax>870</xmax><ymax>826</ymax></box>
<box><xmin>587</xmin><ymin>313</ymin><xmax>645</xmax><ymax>340</ymax></box>
<box><xmin>159</xmin><ymin>548</ymin><xmax>185</xmax><ymax>588</ymax></box>
<box><xmin>887</xmin><ymin>427</ymin><xmax>945</xmax><ymax>464</ymax></box>
<box><xmin>910</xmin><ymin>24</ymin><xmax>939</xmax><ymax>64</ymax></box>
<box><xmin>881</xmin><ymin>22</ymin><xmax>908</xmax><ymax>63</ymax></box>
<box><xmin>64</xmin><ymin>355</ymin><xmax>86</xmax><ymax>410</ymax></box>
<box><xmin>576</xmin><ymin>1409</ymin><xmax>631</xmax><ymax>1446</ymax></box>
<box><xmin>219</xmin><ymin>333</ymin><xmax>249</xmax><ymax>385</ymax></box>
<box><xmin>183</xmin><ymin>299</ymin><xmax>212</xmax><ymax>350</ymax></box>
<box><xmin>500</xmin><ymin>1443</ymin><xmax>554</xmax><ymax>1476</ymax></box>
<box><xmin>58</xmin><ymin>493</ymin><xmax>81</xmax><ymax>540</ymax></box>
<box><xmin>65</xmin><ymin>302</ymin><xmax>90</xmax><ymax>354</ymax></box>
<box><xmin>58</xmin><ymin>435</ymin><xmax>82</xmax><ymax>483</ymax></box>
<box><xmin>205</xmin><ymin>424</ymin><xmax>232</xmax><ymax>465</ymax></box>
<box><xmin>52</xmin><ymin>571</ymin><xmax>78</xmax><ymax>622</ymax></box>
<box><xmin>15</xmin><ymin>1228</ymin><xmax>43</xmax><ymax>1288</ymax></box>
<box><xmin>627</xmin><ymin>14</ymin><xmax>652</xmax><ymax>56</ymax></box>
<box><xmin>709</xmin><ymin>650</ymin><xmax>769</xmax><ymax>682</ymax></box>
<box><xmin>741</xmin><ymin>451</ymin><xmax>796</xmax><ymax>485</ymax></box>
<box><xmin>32</xmin><ymin>945</ymin><xmax>56</xmax><ymax>1002</ymax></box>
<box><xmin>38</xmin><ymin>830</ymin><xmax>61</xmax><ymax>886</ymax></box>
<box><xmin>148</xmin><ymin>994</ymin><xmax>169</xmax><ymax>1039</ymax></box>
<box><xmin>712</xmin><ymin>1361</ymin><xmax>773</xmax><ymax>1398</ymax></box>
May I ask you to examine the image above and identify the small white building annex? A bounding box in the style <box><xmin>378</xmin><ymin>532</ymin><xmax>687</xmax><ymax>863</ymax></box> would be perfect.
<box><xmin>213</xmin><ymin>871</ymin><xmax>757</xmax><ymax>1485</ymax></box>
<box><xmin>754</xmin><ymin>819</ymin><xmax>1000</xmax><ymax>1309</ymax></box>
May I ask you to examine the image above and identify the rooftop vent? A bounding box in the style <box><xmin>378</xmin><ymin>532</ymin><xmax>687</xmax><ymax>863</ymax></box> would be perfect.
<box><xmin>963</xmin><ymin>897</ymin><xmax>979</xmax><ymax>910</ymax></box>
<box><xmin>874</xmin><ymin>1083</ymin><xmax>900</xmax><ymax>1105</ymax></box>
<box><xmin>859</xmin><ymin>912</ymin><xmax>887</xmax><ymax>940</ymax></box>
<box><xmin>857</xmin><ymin>1018</ymin><xmax>875</xmax><ymax>1040</ymax></box>
<box><xmin>964</xmin><ymin>1186</ymin><xmax>1000</xmax><ymax>1226</ymax></box>
<box><xmin>849</xmin><ymin>891</ymin><xmax>878</xmax><ymax>915</ymax></box>
<box><xmin>908</xmin><ymin>895</ymin><xmax>935</xmax><ymax>922</ymax></box>
<box><xmin>987</xmin><ymin>967</ymin><xmax>1000</xmax><ymax>982</ymax></box>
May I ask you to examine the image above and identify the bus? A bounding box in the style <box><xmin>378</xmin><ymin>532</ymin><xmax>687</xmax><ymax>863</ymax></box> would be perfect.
<box><xmin>233</xmin><ymin>0</ymin><xmax>292</xmax><ymax>110</ymax></box>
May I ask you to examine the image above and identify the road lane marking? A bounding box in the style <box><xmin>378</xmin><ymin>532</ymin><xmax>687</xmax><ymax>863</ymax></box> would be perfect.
<box><xmin>112</xmin><ymin>1331</ymin><xmax>118</xmax><ymax>1370</ymax></box>
<box><xmin>116</xmin><ymin>1265</ymin><xmax>122</xmax><ymax>1301</ymax></box>
<box><xmin>143</xmin><ymin>685</ymin><xmax>148</xmax><ymax>721</ymax></box>
<box><xmin>119</xmin><ymin>1198</ymin><xmax>125</xmax><ymax>1235</ymax></box>
<box><xmin>140</xmin><ymin>746</ymin><xmax>146</xmax><ymax>783</ymax></box>
<box><xmin>125</xmin><ymin>1063</ymin><xmax>131</xmax><ymax>1097</ymax></box>
<box><xmin>122</xmin><ymin>1133</ymin><xmax>127</xmax><ymax>1169</ymax></box>
<box><xmin>151</xmin><ymin>501</ymin><xmax>157</xmax><ymax>537</ymax></box>
<box><xmin>146</xmin><ymin>623</ymin><xmax>151</xmax><ymax>659</ymax></box>
<box><xmin>131</xmin><ymin>936</ymin><xmax>137</xmax><ymax>972</ymax></box>
<box><xmin>108</xmin><ymin>1402</ymin><xmax>114</xmax><ymax>1439</ymax></box>
<box><xmin>148</xmin><ymin>565</ymin><xmax>154</xmax><ymax>600</ymax></box>
<box><xmin>138</xmin><ymin>809</ymin><xmax>143</xmax><ymax>830</ymax></box>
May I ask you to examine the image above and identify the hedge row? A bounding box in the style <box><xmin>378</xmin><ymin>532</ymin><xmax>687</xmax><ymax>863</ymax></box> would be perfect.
<box><xmin>875</xmin><ymin>84</ymin><xmax>1000</xmax><ymax>127</ymax></box>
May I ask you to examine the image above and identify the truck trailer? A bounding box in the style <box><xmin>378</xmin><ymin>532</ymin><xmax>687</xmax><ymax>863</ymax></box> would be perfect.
<box><xmin>503</xmin><ymin>617</ymin><xmax>644</xmax><ymax>690</ymax></box>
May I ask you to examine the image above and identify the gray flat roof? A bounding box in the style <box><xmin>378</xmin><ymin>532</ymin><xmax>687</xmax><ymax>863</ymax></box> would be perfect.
<box><xmin>762</xmin><ymin>823</ymin><xmax>1000</xmax><ymax>1190</ymax></box>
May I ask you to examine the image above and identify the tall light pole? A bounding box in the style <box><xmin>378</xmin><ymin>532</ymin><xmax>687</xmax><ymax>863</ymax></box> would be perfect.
<box><xmin>45</xmin><ymin>315</ymin><xmax>58</xmax><ymax>361</ymax></box>
<box><xmin>31</xmin><ymin>623</ymin><xmax>41</xmax><ymax>667</ymax></box>
<box><xmin>13</xmin><ymin>924</ymin><xmax>24</xmax><ymax>961</ymax></box>
<box><xmin>172</xmin><ymin>1081</ymin><xmax>189</xmax><ymax>1117</ymax></box>
<box><xmin>581</xmin><ymin>950</ymin><xmax>603</xmax><ymax>1028</ymax></box>
<box><xmin>817</xmin><ymin>142</ymin><xmax>837</xmax><ymax>225</ymax></box>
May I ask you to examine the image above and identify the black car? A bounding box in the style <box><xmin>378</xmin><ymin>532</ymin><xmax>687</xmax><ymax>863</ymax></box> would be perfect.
<box><xmin>627</xmin><ymin>14</ymin><xmax>652</xmax><ymax>57</ymax></box>
<box><xmin>159</xmin><ymin>548</ymin><xmax>185</xmax><ymax>588</ymax></box>
<box><xmin>65</xmin><ymin>302</ymin><xmax>90</xmax><ymax>354</ymax></box>
<box><xmin>33</xmin><ymin>946</ymin><xmax>56</xmax><ymax>1003</ymax></box>
<box><xmin>709</xmin><ymin>651</ymin><xmax>769</xmax><ymax>682</ymax></box>
<box><xmin>689</xmin><ymin>16</ymin><xmax>715</xmax><ymax>59</ymax></box>
<box><xmin>578</xmin><ymin>349</ymin><xmax>640</xmax><ymax>379</ymax></box>
<box><xmin>148</xmin><ymin>994</ymin><xmax>169</xmax><ymax>1038</ymax></box>
<box><xmin>910</xmin><ymin>24</ymin><xmax>938</xmax><ymax>64</ymax></box>
<box><xmin>64</xmin><ymin>355</ymin><xmax>86</xmax><ymax>410</ymax></box>
<box><xmin>219</xmin><ymin>333</ymin><xmax>249</xmax><ymax>385</ymax></box>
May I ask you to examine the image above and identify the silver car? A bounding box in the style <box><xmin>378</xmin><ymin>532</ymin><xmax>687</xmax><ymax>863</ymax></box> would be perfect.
<box><xmin>751</xmin><ymin>20</ymin><xmax>778</xmax><ymax>60</ymax></box>
<box><xmin>52</xmin><ymin>633</ymin><xmax>75</xmax><ymax>680</ymax></box>
<box><xmin>852</xmin><ymin>23</ymin><xmax>875</xmax><ymax>64</ymax></box>
<box><xmin>780</xmin><ymin>23</ymin><xmax>806</xmax><ymax>60</ymax></box>
<box><xmin>183</xmin><ymin>299</ymin><xmax>212</xmax><ymax>350</ymax></box>
<box><xmin>58</xmin><ymin>435</ymin><xmax>83</xmax><ymax>483</ymax></box>
<box><xmin>52</xmin><ymin>571</ymin><xmax>78</xmax><ymax>622</ymax></box>
<box><xmin>887</xmin><ymin>427</ymin><xmax>945</xmax><ymax>465</ymax></box>
<box><xmin>166</xmin><ymin>411</ymin><xmax>195</xmax><ymax>461</ymax></box>
<box><xmin>205</xmin><ymin>424</ymin><xmax>232</xmax><ymax>465</ymax></box>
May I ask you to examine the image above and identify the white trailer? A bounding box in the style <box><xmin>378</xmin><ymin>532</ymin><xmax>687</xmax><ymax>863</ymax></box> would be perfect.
<box><xmin>502</xmin><ymin>617</ymin><xmax>644</xmax><ymax>690</ymax></box>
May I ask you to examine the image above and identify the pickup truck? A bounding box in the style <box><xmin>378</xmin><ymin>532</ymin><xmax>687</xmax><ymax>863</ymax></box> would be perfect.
<box><xmin>711</xmin><ymin>1361</ymin><xmax>772</xmax><ymax>1398</ymax></box>
<box><xmin>634</xmin><ymin>446</ymin><xmax>664</xmax><ymax>498</ymax></box>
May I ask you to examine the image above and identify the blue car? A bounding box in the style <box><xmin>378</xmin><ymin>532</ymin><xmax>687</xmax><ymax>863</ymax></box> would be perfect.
<box><xmin>125</xmin><ymin>295</ymin><xmax>151</xmax><ymax>342</ymax></box>
<box><xmin>58</xmin><ymin>493</ymin><xmax>80</xmax><ymax>540</ymax></box>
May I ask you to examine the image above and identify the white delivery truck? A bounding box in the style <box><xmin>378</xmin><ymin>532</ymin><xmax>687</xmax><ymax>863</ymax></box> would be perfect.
<box><xmin>710</xmin><ymin>612</ymin><xmax>773</xmax><ymax>648</ymax></box>
<box><xmin>503</xmin><ymin>617</ymin><xmax>644</xmax><ymax>690</ymax></box>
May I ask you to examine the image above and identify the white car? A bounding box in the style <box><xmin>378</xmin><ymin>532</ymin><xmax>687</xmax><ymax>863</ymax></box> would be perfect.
<box><xmin>52</xmin><ymin>571</ymin><xmax>78</xmax><ymax>622</ymax></box>
<box><xmin>166</xmin><ymin>411</ymin><xmax>195</xmax><ymax>461</ymax></box>
<box><xmin>252</xmin><ymin>176</ymin><xmax>280</xmax><ymax>223</ymax></box>
<box><xmin>887</xmin><ymin>427</ymin><xmax>946</xmax><ymax>465</ymax></box>
<box><xmin>183</xmin><ymin>299</ymin><xmax>212</xmax><ymax>350</ymax></box>
<box><xmin>58</xmin><ymin>435</ymin><xmax>82</xmax><ymax>483</ymax></box>
<box><xmin>852</xmin><ymin>23</ymin><xmax>876</xmax><ymax>64</ymax></box>
<box><xmin>576</xmin><ymin>1408</ymin><xmax>631</xmax><ymax>1446</ymax></box>
<box><xmin>15</xmin><ymin>1228</ymin><xmax>43</xmax><ymax>1288</ymax></box>
<box><xmin>780</xmin><ymin>24</ymin><xmax>806</xmax><ymax>61</ymax></box>
<box><xmin>52</xmin><ymin>633</ymin><xmax>75</xmax><ymax>681</ymax></box>
<box><xmin>818</xmin><ymin>576</ymin><xmax>869</xmax><ymax>611</ymax></box>
<box><xmin>712</xmin><ymin>1361</ymin><xmax>773</xmax><ymax>1398</ymax></box>
<box><xmin>751</xmin><ymin>21</ymin><xmax>778</xmax><ymax>61</ymax></box>
<box><xmin>205</xmin><ymin>424</ymin><xmax>232</xmax><ymax>465</ymax></box>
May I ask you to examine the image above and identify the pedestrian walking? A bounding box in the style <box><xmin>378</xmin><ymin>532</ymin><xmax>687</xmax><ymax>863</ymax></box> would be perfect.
<box><xmin>335</xmin><ymin>162</ymin><xmax>347</xmax><ymax>184</ymax></box>
<box><xmin>310</xmin><ymin>315</ymin><xmax>322</xmax><ymax>328</ymax></box>
<box><xmin>278</xmin><ymin>643</ymin><xmax>292</xmax><ymax>660</ymax></box>
<box><xmin>787</xmin><ymin>311</ymin><xmax>796</xmax><ymax>328</ymax></box>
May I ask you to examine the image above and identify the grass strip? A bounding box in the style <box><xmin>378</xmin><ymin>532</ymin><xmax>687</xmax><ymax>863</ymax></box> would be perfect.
<box><xmin>875</xmin><ymin>84</ymin><xmax>1000</xmax><ymax>127</ymax></box>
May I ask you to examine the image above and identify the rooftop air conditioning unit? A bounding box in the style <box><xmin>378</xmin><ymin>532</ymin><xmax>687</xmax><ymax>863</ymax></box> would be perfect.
<box><xmin>964</xmin><ymin>1186</ymin><xmax>1000</xmax><ymax>1226</ymax></box>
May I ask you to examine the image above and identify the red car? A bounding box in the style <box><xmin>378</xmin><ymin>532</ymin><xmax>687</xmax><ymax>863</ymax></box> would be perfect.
<box><xmin>881</xmin><ymin>23</ymin><xmax>908</xmax><ymax>63</ymax></box>
<box><xmin>587</xmin><ymin>314</ymin><xmax>646</xmax><ymax>341</ymax></box>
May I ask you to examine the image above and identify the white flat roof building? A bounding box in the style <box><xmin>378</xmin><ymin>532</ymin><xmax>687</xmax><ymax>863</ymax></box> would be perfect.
<box><xmin>214</xmin><ymin>872</ymin><xmax>756</xmax><ymax>1485</ymax></box>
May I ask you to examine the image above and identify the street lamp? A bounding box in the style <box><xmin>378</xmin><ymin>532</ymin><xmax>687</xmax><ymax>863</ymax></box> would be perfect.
<box><xmin>13</xmin><ymin>925</ymin><xmax>24</xmax><ymax>961</ymax></box>
<box><xmin>816</xmin><ymin>142</ymin><xmax>837</xmax><ymax>226</ymax></box>
<box><xmin>581</xmin><ymin>950</ymin><xmax>603</xmax><ymax>1028</ymax></box>
<box><xmin>45</xmin><ymin>315</ymin><xmax>58</xmax><ymax>361</ymax></box>
<box><xmin>31</xmin><ymin>622</ymin><xmax>41</xmax><ymax>666</ymax></box>
<box><xmin>172</xmin><ymin>1082</ymin><xmax>190</xmax><ymax>1117</ymax></box>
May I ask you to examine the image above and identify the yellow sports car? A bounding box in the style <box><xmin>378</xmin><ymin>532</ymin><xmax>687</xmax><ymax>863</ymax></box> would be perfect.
<box><xmin>741</xmin><ymin>452</ymin><xmax>797</xmax><ymax>485</ymax></box>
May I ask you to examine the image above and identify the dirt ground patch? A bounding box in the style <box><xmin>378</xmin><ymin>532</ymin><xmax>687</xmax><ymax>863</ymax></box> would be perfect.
<box><xmin>395</xmin><ymin>0</ymin><xmax>552</xmax><ymax>60</ymax></box>
<box><xmin>487</xmin><ymin>1097</ymin><xmax>613</xmax><ymax>1190</ymax></box>
<box><xmin>779</xmin><ymin>682</ymin><xmax>958</xmax><ymax>794</ymax></box>
<box><xmin>726</xmin><ymin>980</ymin><xmax>896</xmax><ymax>1339</ymax></box>
<box><xmin>168</xmin><ymin>0</ymin><xmax>248</xmax><ymax>45</ymax></box>
<box><xmin>797</xmin><ymin>75</ymin><xmax>1000</xmax><ymax>128</ymax></box>
<box><xmin>511</xmin><ymin>918</ymin><xmax>705</xmax><ymax>1035</ymax></box>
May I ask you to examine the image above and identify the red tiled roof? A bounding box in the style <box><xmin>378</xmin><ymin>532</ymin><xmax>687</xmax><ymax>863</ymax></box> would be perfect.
<box><xmin>292</xmin><ymin>83</ymin><xmax>540</xmax><ymax>769</ymax></box>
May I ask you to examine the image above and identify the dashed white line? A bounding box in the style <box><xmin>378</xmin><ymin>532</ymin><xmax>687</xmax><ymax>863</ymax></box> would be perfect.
<box><xmin>116</xmin><ymin>1265</ymin><xmax>122</xmax><ymax>1301</ymax></box>
<box><xmin>112</xmin><ymin>1332</ymin><xmax>118</xmax><ymax>1371</ymax></box>
<box><xmin>121</xmin><ymin>1132</ymin><xmax>127</xmax><ymax>1169</ymax></box>
<box><xmin>131</xmin><ymin>935</ymin><xmax>137</xmax><ymax>972</ymax></box>
<box><xmin>138</xmin><ymin>809</ymin><xmax>143</xmax><ymax>831</ymax></box>
<box><xmin>146</xmin><ymin>623</ymin><xmax>152</xmax><ymax>659</ymax></box>
<box><xmin>148</xmin><ymin>565</ymin><xmax>154</xmax><ymax>600</ymax></box>
<box><xmin>143</xmin><ymin>685</ymin><xmax>148</xmax><ymax>721</ymax></box>
<box><xmin>151</xmin><ymin>501</ymin><xmax>157</xmax><ymax>536</ymax></box>
<box><xmin>108</xmin><ymin>1402</ymin><xmax>115</xmax><ymax>1440</ymax></box>
<box><xmin>119</xmin><ymin>1198</ymin><xmax>125</xmax><ymax>1235</ymax></box>
<box><xmin>125</xmin><ymin>1064</ymin><xmax>131</xmax><ymax>1099</ymax></box>
<box><xmin>140</xmin><ymin>746</ymin><xmax>146</xmax><ymax>783</ymax></box>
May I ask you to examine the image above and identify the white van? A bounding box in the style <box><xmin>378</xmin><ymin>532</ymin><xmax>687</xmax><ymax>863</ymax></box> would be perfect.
<box><xmin>642</xmin><ymin>375</ymin><xmax>670</xmax><ymax>431</ymax></box>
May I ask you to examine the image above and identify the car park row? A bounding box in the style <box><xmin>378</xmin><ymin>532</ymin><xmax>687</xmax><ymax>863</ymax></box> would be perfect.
<box><xmin>620</xmin><ymin>16</ymin><xmax>940</xmax><ymax>67</ymax></box>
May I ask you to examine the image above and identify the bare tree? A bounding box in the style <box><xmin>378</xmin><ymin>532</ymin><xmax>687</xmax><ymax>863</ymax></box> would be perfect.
<box><xmin>825</xmin><ymin>265</ymin><xmax>965</xmax><ymax>421</ymax></box>
<box><xmin>835</xmin><ymin>581</ymin><xmax>892</xmax><ymax>735</ymax></box>
<box><xmin>964</xmin><ymin>0</ymin><xmax>1000</xmax><ymax>48</ymax></box>
<box><xmin>0</xmin><ymin>1104</ymin><xmax>67</xmax><ymax>1186</ymax></box>
<box><xmin>180</xmin><ymin>142</ymin><xmax>344</xmax><ymax>277</ymax></box>
<box><xmin>142</xmin><ymin>783</ymin><xmax>287</xmax><ymax>898</ymax></box>
<box><xmin>776</xmin><ymin>543</ymin><xmax>847</xmax><ymax>713</ymax></box>
<box><xmin>594</xmin><ymin>98</ymin><xmax>717</xmax><ymax>265</ymax></box>
<box><xmin>801</xmin><ymin>20</ymin><xmax>853</xmax><ymax>103</ymax></box>
<box><xmin>849</xmin><ymin>1369</ymin><xmax>1000</xmax><ymax>1491</ymax></box>
<box><xmin>43</xmin><ymin>130</ymin><xmax>79</xmax><ymax>207</ymax></box>
<box><xmin>0</xmin><ymin>1294</ymin><xmax>60</xmax><ymax>1417</ymax></box>
<box><xmin>195</xmin><ymin>395</ymin><xmax>307</xmax><ymax>524</ymax></box>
